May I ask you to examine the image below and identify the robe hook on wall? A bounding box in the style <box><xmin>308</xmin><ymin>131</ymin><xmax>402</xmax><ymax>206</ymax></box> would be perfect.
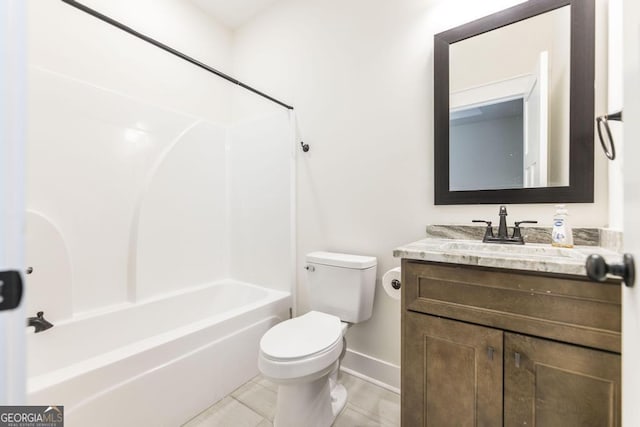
<box><xmin>596</xmin><ymin>110</ymin><xmax>623</xmax><ymax>160</ymax></box>
<box><xmin>300</xmin><ymin>141</ymin><xmax>310</xmax><ymax>152</ymax></box>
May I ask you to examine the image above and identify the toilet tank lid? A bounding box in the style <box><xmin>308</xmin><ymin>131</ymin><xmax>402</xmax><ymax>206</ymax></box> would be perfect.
<box><xmin>306</xmin><ymin>251</ymin><xmax>377</xmax><ymax>269</ymax></box>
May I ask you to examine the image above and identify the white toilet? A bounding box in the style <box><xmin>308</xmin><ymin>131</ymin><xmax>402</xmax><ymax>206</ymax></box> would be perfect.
<box><xmin>258</xmin><ymin>251</ymin><xmax>377</xmax><ymax>427</ymax></box>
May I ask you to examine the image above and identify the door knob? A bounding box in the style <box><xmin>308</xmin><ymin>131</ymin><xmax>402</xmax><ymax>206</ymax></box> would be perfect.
<box><xmin>586</xmin><ymin>253</ymin><xmax>635</xmax><ymax>287</ymax></box>
<box><xmin>0</xmin><ymin>270</ymin><xmax>23</xmax><ymax>311</ymax></box>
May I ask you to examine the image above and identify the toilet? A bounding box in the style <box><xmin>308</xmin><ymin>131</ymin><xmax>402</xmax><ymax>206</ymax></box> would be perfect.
<box><xmin>258</xmin><ymin>251</ymin><xmax>377</xmax><ymax>427</ymax></box>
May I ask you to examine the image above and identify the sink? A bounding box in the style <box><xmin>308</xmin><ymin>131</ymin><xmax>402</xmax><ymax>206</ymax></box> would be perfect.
<box><xmin>439</xmin><ymin>241</ymin><xmax>585</xmax><ymax>261</ymax></box>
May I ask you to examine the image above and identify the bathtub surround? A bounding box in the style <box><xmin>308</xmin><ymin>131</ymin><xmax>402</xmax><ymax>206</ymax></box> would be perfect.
<box><xmin>27</xmin><ymin>0</ymin><xmax>233</xmax><ymax>313</ymax></box>
<box><xmin>28</xmin><ymin>0</ymin><xmax>293</xmax><ymax>318</ymax></box>
<box><xmin>25</xmin><ymin>210</ymin><xmax>73</xmax><ymax>321</ymax></box>
<box><xmin>27</xmin><ymin>0</ymin><xmax>294</xmax><ymax>424</ymax></box>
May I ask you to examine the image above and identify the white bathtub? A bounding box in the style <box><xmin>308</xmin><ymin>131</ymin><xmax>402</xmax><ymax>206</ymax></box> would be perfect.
<box><xmin>27</xmin><ymin>281</ymin><xmax>291</xmax><ymax>427</ymax></box>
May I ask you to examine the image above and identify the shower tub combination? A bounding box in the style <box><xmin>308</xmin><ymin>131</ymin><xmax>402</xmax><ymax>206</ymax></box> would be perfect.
<box><xmin>27</xmin><ymin>281</ymin><xmax>290</xmax><ymax>427</ymax></box>
<box><xmin>26</xmin><ymin>3</ymin><xmax>296</xmax><ymax>425</ymax></box>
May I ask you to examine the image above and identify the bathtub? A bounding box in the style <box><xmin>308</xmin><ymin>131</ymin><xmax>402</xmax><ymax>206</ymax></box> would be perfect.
<box><xmin>27</xmin><ymin>280</ymin><xmax>291</xmax><ymax>427</ymax></box>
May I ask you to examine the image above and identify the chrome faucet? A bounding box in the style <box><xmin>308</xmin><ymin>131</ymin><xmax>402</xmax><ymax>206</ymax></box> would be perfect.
<box><xmin>27</xmin><ymin>311</ymin><xmax>53</xmax><ymax>333</ymax></box>
<box><xmin>473</xmin><ymin>206</ymin><xmax>537</xmax><ymax>245</ymax></box>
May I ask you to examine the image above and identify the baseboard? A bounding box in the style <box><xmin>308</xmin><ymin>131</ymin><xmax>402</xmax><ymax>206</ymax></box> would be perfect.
<box><xmin>340</xmin><ymin>349</ymin><xmax>400</xmax><ymax>394</ymax></box>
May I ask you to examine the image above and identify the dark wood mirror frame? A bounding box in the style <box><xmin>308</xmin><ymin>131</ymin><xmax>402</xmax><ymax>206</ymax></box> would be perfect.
<box><xmin>434</xmin><ymin>0</ymin><xmax>595</xmax><ymax>205</ymax></box>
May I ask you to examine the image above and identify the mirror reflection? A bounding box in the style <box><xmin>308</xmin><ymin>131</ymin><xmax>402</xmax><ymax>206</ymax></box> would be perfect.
<box><xmin>449</xmin><ymin>5</ymin><xmax>570</xmax><ymax>191</ymax></box>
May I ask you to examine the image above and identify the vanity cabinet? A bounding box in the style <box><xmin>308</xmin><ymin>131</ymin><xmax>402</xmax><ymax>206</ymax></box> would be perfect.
<box><xmin>504</xmin><ymin>333</ymin><xmax>620</xmax><ymax>426</ymax></box>
<box><xmin>403</xmin><ymin>312</ymin><xmax>503</xmax><ymax>426</ymax></box>
<box><xmin>401</xmin><ymin>260</ymin><xmax>621</xmax><ymax>427</ymax></box>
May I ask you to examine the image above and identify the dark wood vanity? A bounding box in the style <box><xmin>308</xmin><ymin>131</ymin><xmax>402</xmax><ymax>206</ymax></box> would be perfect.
<box><xmin>406</xmin><ymin>0</ymin><xmax>616</xmax><ymax>421</ymax></box>
<box><xmin>401</xmin><ymin>259</ymin><xmax>621</xmax><ymax>426</ymax></box>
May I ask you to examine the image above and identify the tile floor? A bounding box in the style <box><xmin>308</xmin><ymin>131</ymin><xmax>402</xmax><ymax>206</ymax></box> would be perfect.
<box><xmin>182</xmin><ymin>371</ymin><xmax>400</xmax><ymax>427</ymax></box>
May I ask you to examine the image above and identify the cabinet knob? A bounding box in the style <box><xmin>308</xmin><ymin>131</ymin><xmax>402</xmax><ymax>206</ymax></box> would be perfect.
<box><xmin>585</xmin><ymin>254</ymin><xmax>635</xmax><ymax>287</ymax></box>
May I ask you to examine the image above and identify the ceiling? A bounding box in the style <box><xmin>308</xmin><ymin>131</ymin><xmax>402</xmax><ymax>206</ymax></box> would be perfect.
<box><xmin>190</xmin><ymin>0</ymin><xmax>284</xmax><ymax>29</ymax></box>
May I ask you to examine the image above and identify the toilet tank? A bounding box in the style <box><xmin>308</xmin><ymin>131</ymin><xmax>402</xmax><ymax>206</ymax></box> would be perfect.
<box><xmin>306</xmin><ymin>252</ymin><xmax>377</xmax><ymax>323</ymax></box>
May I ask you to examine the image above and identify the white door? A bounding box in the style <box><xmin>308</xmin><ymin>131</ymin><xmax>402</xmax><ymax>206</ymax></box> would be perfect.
<box><xmin>623</xmin><ymin>0</ymin><xmax>640</xmax><ymax>424</ymax></box>
<box><xmin>523</xmin><ymin>51</ymin><xmax>549</xmax><ymax>187</ymax></box>
<box><xmin>0</xmin><ymin>0</ymin><xmax>27</xmax><ymax>404</ymax></box>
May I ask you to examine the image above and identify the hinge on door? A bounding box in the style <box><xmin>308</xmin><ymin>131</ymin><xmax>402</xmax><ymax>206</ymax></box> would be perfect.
<box><xmin>0</xmin><ymin>270</ymin><xmax>23</xmax><ymax>311</ymax></box>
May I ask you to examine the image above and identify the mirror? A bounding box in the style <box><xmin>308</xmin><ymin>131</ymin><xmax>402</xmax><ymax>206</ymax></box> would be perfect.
<box><xmin>434</xmin><ymin>0</ymin><xmax>595</xmax><ymax>204</ymax></box>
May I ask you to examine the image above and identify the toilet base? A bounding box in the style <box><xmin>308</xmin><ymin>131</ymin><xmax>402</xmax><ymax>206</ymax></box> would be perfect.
<box><xmin>330</xmin><ymin>383</ymin><xmax>347</xmax><ymax>416</ymax></box>
<box><xmin>272</xmin><ymin>365</ymin><xmax>347</xmax><ymax>427</ymax></box>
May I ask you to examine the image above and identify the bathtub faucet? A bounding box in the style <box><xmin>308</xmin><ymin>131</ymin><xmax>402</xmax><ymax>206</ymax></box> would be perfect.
<box><xmin>27</xmin><ymin>311</ymin><xmax>54</xmax><ymax>333</ymax></box>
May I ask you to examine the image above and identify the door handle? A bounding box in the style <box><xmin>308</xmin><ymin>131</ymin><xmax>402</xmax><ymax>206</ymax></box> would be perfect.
<box><xmin>0</xmin><ymin>270</ymin><xmax>23</xmax><ymax>311</ymax></box>
<box><xmin>586</xmin><ymin>254</ymin><xmax>635</xmax><ymax>287</ymax></box>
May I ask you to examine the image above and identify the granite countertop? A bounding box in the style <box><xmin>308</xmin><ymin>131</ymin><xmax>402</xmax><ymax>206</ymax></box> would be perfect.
<box><xmin>393</xmin><ymin>238</ymin><xmax>621</xmax><ymax>277</ymax></box>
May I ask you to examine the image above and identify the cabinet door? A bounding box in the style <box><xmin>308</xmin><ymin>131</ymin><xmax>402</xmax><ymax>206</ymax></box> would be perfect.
<box><xmin>504</xmin><ymin>333</ymin><xmax>621</xmax><ymax>427</ymax></box>
<box><xmin>402</xmin><ymin>313</ymin><xmax>503</xmax><ymax>426</ymax></box>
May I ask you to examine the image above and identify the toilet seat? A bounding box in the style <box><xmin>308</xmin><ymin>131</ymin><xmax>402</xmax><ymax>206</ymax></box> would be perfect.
<box><xmin>259</xmin><ymin>311</ymin><xmax>344</xmax><ymax>380</ymax></box>
<box><xmin>261</xmin><ymin>311</ymin><xmax>343</xmax><ymax>360</ymax></box>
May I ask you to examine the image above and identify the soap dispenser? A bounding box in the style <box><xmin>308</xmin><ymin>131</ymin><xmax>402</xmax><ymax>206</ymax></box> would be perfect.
<box><xmin>551</xmin><ymin>205</ymin><xmax>574</xmax><ymax>248</ymax></box>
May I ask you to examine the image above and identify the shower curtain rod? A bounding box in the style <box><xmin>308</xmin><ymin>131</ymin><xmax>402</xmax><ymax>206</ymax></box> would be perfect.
<box><xmin>60</xmin><ymin>0</ymin><xmax>294</xmax><ymax>110</ymax></box>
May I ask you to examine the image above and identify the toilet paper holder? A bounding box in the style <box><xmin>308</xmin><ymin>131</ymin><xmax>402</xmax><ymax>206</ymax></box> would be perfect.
<box><xmin>382</xmin><ymin>267</ymin><xmax>402</xmax><ymax>300</ymax></box>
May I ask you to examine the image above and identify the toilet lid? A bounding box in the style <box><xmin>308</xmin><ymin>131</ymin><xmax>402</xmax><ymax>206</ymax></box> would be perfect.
<box><xmin>260</xmin><ymin>311</ymin><xmax>343</xmax><ymax>360</ymax></box>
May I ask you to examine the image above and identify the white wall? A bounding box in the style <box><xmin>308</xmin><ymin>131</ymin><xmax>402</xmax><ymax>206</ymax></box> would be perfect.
<box><xmin>233</xmin><ymin>0</ymin><xmax>611</xmax><ymax>373</ymax></box>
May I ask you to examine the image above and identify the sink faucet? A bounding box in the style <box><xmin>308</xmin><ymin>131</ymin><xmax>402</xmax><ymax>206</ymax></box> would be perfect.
<box><xmin>473</xmin><ymin>206</ymin><xmax>538</xmax><ymax>245</ymax></box>
<box><xmin>497</xmin><ymin>205</ymin><xmax>509</xmax><ymax>240</ymax></box>
<box><xmin>27</xmin><ymin>311</ymin><xmax>53</xmax><ymax>333</ymax></box>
